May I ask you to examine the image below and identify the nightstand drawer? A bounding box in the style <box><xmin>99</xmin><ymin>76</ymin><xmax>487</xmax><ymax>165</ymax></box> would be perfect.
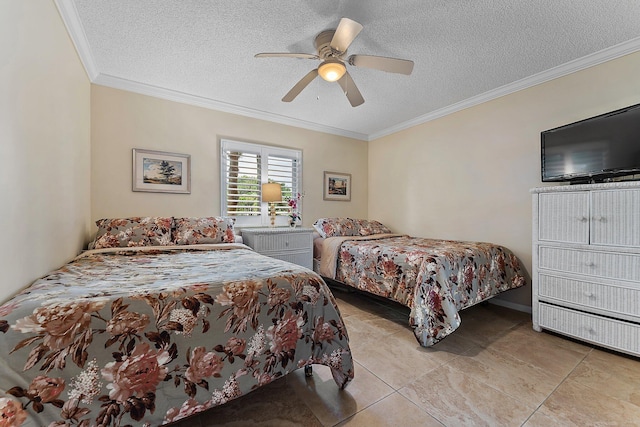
<box><xmin>247</xmin><ymin>232</ymin><xmax>311</xmax><ymax>253</ymax></box>
<box><xmin>241</xmin><ymin>228</ymin><xmax>314</xmax><ymax>269</ymax></box>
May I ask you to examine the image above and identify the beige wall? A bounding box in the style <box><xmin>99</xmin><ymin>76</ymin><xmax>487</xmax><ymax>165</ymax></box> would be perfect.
<box><xmin>90</xmin><ymin>86</ymin><xmax>368</xmax><ymax>235</ymax></box>
<box><xmin>0</xmin><ymin>1</ymin><xmax>91</xmax><ymax>301</ymax></box>
<box><xmin>369</xmin><ymin>51</ymin><xmax>640</xmax><ymax>310</ymax></box>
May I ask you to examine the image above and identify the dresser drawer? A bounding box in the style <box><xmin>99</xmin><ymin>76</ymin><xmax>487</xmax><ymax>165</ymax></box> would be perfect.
<box><xmin>538</xmin><ymin>192</ymin><xmax>589</xmax><ymax>244</ymax></box>
<box><xmin>539</xmin><ymin>273</ymin><xmax>640</xmax><ymax>318</ymax></box>
<box><xmin>538</xmin><ymin>303</ymin><xmax>640</xmax><ymax>357</ymax></box>
<box><xmin>539</xmin><ymin>246</ymin><xmax>640</xmax><ymax>282</ymax></box>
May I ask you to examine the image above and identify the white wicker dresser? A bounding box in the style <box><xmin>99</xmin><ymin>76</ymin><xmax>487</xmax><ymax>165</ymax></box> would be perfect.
<box><xmin>531</xmin><ymin>181</ymin><xmax>640</xmax><ymax>357</ymax></box>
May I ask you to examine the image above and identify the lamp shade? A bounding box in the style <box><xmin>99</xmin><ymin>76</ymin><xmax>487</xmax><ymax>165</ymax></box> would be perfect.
<box><xmin>318</xmin><ymin>59</ymin><xmax>346</xmax><ymax>82</ymax></box>
<box><xmin>261</xmin><ymin>183</ymin><xmax>282</xmax><ymax>203</ymax></box>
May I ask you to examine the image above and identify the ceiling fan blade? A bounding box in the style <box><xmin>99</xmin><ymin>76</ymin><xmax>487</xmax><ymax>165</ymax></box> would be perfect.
<box><xmin>282</xmin><ymin>69</ymin><xmax>319</xmax><ymax>102</ymax></box>
<box><xmin>330</xmin><ymin>18</ymin><xmax>363</xmax><ymax>53</ymax></box>
<box><xmin>348</xmin><ymin>54</ymin><xmax>414</xmax><ymax>75</ymax></box>
<box><xmin>255</xmin><ymin>52</ymin><xmax>319</xmax><ymax>60</ymax></box>
<box><xmin>337</xmin><ymin>71</ymin><xmax>364</xmax><ymax>107</ymax></box>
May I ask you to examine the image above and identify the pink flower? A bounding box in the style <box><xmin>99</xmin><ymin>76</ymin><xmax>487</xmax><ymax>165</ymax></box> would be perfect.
<box><xmin>102</xmin><ymin>342</ymin><xmax>170</xmax><ymax>402</ymax></box>
<box><xmin>0</xmin><ymin>397</ymin><xmax>27</xmax><ymax>427</ymax></box>
<box><xmin>266</xmin><ymin>310</ymin><xmax>303</xmax><ymax>355</ymax></box>
<box><xmin>185</xmin><ymin>347</ymin><xmax>224</xmax><ymax>384</ymax></box>
<box><xmin>106</xmin><ymin>311</ymin><xmax>150</xmax><ymax>336</ymax></box>
<box><xmin>165</xmin><ymin>398</ymin><xmax>211</xmax><ymax>423</ymax></box>
<box><xmin>215</xmin><ymin>280</ymin><xmax>262</xmax><ymax>319</ymax></box>
<box><xmin>13</xmin><ymin>300</ymin><xmax>107</xmax><ymax>350</ymax></box>
<box><xmin>224</xmin><ymin>337</ymin><xmax>246</xmax><ymax>356</ymax></box>
<box><xmin>312</xmin><ymin>317</ymin><xmax>335</xmax><ymax>344</ymax></box>
<box><xmin>28</xmin><ymin>376</ymin><xmax>65</xmax><ymax>403</ymax></box>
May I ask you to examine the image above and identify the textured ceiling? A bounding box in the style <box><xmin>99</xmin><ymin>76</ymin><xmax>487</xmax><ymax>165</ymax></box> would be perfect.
<box><xmin>58</xmin><ymin>0</ymin><xmax>640</xmax><ymax>140</ymax></box>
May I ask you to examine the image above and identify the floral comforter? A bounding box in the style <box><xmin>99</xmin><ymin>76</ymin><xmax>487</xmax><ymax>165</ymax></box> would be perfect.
<box><xmin>318</xmin><ymin>235</ymin><xmax>526</xmax><ymax>347</ymax></box>
<box><xmin>0</xmin><ymin>245</ymin><xmax>353</xmax><ymax>426</ymax></box>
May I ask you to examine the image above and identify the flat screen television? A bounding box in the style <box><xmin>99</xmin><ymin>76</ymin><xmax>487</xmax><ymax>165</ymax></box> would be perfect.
<box><xmin>541</xmin><ymin>103</ymin><xmax>640</xmax><ymax>183</ymax></box>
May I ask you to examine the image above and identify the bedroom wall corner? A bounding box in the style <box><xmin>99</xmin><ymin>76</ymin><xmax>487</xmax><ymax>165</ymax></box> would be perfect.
<box><xmin>0</xmin><ymin>1</ymin><xmax>91</xmax><ymax>302</ymax></box>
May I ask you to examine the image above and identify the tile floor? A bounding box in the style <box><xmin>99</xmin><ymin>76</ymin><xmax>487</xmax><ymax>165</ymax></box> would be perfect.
<box><xmin>174</xmin><ymin>287</ymin><xmax>640</xmax><ymax>426</ymax></box>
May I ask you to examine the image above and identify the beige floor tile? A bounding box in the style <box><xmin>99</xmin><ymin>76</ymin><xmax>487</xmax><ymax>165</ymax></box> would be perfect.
<box><xmin>539</xmin><ymin>379</ymin><xmax>640</xmax><ymax>426</ymax></box>
<box><xmin>522</xmin><ymin>409</ymin><xmax>577</xmax><ymax>427</ymax></box>
<box><xmin>588</xmin><ymin>347</ymin><xmax>640</xmax><ymax>373</ymax></box>
<box><xmin>353</xmin><ymin>328</ymin><xmax>473</xmax><ymax>390</ymax></box>
<box><xmin>400</xmin><ymin>364</ymin><xmax>532</xmax><ymax>427</ymax></box>
<box><xmin>342</xmin><ymin>310</ymin><xmax>410</xmax><ymax>340</ymax></box>
<box><xmin>454</xmin><ymin>304</ymin><xmax>528</xmax><ymax>346</ymax></box>
<box><xmin>198</xmin><ymin>374</ymin><xmax>323</xmax><ymax>427</ymax></box>
<box><xmin>447</xmin><ymin>345</ymin><xmax>561</xmax><ymax>408</ymax></box>
<box><xmin>336</xmin><ymin>392</ymin><xmax>444</xmax><ymax>427</ymax></box>
<box><xmin>486</xmin><ymin>325</ymin><xmax>586</xmax><ymax>378</ymax></box>
<box><xmin>286</xmin><ymin>362</ymin><xmax>395</xmax><ymax>426</ymax></box>
<box><xmin>517</xmin><ymin>321</ymin><xmax>594</xmax><ymax>355</ymax></box>
<box><xmin>568</xmin><ymin>349</ymin><xmax>640</xmax><ymax>407</ymax></box>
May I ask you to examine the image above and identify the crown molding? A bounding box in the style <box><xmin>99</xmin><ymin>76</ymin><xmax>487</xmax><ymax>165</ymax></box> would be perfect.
<box><xmin>369</xmin><ymin>36</ymin><xmax>640</xmax><ymax>141</ymax></box>
<box><xmin>92</xmin><ymin>74</ymin><xmax>369</xmax><ymax>141</ymax></box>
<box><xmin>54</xmin><ymin>0</ymin><xmax>99</xmax><ymax>80</ymax></box>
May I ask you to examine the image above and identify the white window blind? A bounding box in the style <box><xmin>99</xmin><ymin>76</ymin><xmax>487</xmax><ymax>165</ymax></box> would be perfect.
<box><xmin>221</xmin><ymin>139</ymin><xmax>302</xmax><ymax>226</ymax></box>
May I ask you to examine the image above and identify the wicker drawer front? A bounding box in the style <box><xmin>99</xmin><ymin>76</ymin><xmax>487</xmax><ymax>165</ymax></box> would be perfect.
<box><xmin>539</xmin><ymin>247</ymin><xmax>640</xmax><ymax>282</ymax></box>
<box><xmin>538</xmin><ymin>192</ymin><xmax>589</xmax><ymax>244</ymax></box>
<box><xmin>247</xmin><ymin>233</ymin><xmax>311</xmax><ymax>252</ymax></box>
<box><xmin>539</xmin><ymin>274</ymin><xmax>640</xmax><ymax>318</ymax></box>
<box><xmin>591</xmin><ymin>189</ymin><xmax>640</xmax><ymax>248</ymax></box>
<box><xmin>271</xmin><ymin>251</ymin><xmax>313</xmax><ymax>270</ymax></box>
<box><xmin>539</xmin><ymin>303</ymin><xmax>640</xmax><ymax>357</ymax></box>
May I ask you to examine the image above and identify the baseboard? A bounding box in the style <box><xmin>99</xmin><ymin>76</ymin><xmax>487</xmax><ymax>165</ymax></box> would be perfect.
<box><xmin>488</xmin><ymin>298</ymin><xmax>532</xmax><ymax>314</ymax></box>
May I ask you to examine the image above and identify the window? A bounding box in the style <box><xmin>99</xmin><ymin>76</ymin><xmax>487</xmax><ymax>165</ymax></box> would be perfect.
<box><xmin>221</xmin><ymin>139</ymin><xmax>302</xmax><ymax>227</ymax></box>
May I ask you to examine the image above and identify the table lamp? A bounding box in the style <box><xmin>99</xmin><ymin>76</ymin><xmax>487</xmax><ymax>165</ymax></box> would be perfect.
<box><xmin>261</xmin><ymin>183</ymin><xmax>282</xmax><ymax>227</ymax></box>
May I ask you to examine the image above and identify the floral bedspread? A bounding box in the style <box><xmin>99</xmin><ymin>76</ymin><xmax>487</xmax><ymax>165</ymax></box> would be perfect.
<box><xmin>0</xmin><ymin>245</ymin><xmax>353</xmax><ymax>426</ymax></box>
<box><xmin>321</xmin><ymin>235</ymin><xmax>527</xmax><ymax>347</ymax></box>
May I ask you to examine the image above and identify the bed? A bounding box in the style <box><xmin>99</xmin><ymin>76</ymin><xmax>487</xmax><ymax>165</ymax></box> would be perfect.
<box><xmin>312</xmin><ymin>218</ymin><xmax>527</xmax><ymax>347</ymax></box>
<box><xmin>0</xmin><ymin>217</ymin><xmax>353</xmax><ymax>426</ymax></box>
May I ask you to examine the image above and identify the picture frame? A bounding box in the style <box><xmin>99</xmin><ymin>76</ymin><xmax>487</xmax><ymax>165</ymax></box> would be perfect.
<box><xmin>323</xmin><ymin>171</ymin><xmax>351</xmax><ymax>201</ymax></box>
<box><xmin>132</xmin><ymin>149</ymin><xmax>191</xmax><ymax>194</ymax></box>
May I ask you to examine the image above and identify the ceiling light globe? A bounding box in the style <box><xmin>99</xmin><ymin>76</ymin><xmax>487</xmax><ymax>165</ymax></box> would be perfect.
<box><xmin>318</xmin><ymin>60</ymin><xmax>346</xmax><ymax>82</ymax></box>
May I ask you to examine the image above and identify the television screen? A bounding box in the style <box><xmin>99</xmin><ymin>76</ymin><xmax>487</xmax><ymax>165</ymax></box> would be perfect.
<box><xmin>541</xmin><ymin>103</ymin><xmax>640</xmax><ymax>182</ymax></box>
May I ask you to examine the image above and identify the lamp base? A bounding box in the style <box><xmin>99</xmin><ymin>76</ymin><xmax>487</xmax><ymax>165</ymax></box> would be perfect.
<box><xmin>269</xmin><ymin>204</ymin><xmax>276</xmax><ymax>227</ymax></box>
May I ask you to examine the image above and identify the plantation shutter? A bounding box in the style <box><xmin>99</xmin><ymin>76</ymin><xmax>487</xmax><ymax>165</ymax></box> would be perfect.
<box><xmin>223</xmin><ymin>150</ymin><xmax>261</xmax><ymax>216</ymax></box>
<box><xmin>221</xmin><ymin>139</ymin><xmax>302</xmax><ymax>226</ymax></box>
<box><xmin>268</xmin><ymin>153</ymin><xmax>299</xmax><ymax>215</ymax></box>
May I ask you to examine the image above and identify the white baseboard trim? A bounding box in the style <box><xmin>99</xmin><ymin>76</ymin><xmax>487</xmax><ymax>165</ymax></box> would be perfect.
<box><xmin>488</xmin><ymin>298</ymin><xmax>532</xmax><ymax>314</ymax></box>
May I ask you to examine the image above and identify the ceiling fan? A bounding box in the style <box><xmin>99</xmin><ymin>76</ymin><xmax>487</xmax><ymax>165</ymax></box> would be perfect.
<box><xmin>255</xmin><ymin>17</ymin><xmax>414</xmax><ymax>107</ymax></box>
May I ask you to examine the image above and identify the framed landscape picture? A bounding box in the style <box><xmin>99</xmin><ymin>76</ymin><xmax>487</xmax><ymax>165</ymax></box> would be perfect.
<box><xmin>132</xmin><ymin>149</ymin><xmax>191</xmax><ymax>193</ymax></box>
<box><xmin>323</xmin><ymin>171</ymin><xmax>351</xmax><ymax>201</ymax></box>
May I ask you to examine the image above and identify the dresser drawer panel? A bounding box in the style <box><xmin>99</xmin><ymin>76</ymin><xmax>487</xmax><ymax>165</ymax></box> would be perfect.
<box><xmin>538</xmin><ymin>192</ymin><xmax>589</xmax><ymax>244</ymax></box>
<box><xmin>249</xmin><ymin>233</ymin><xmax>312</xmax><ymax>252</ymax></box>
<box><xmin>539</xmin><ymin>247</ymin><xmax>640</xmax><ymax>282</ymax></box>
<box><xmin>539</xmin><ymin>274</ymin><xmax>640</xmax><ymax>317</ymax></box>
<box><xmin>539</xmin><ymin>303</ymin><xmax>640</xmax><ymax>357</ymax></box>
<box><xmin>591</xmin><ymin>189</ymin><xmax>640</xmax><ymax>248</ymax></box>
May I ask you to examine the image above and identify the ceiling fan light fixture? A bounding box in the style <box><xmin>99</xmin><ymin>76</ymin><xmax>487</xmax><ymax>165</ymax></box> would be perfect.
<box><xmin>318</xmin><ymin>59</ymin><xmax>346</xmax><ymax>82</ymax></box>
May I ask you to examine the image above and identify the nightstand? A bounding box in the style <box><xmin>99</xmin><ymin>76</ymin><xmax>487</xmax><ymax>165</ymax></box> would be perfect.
<box><xmin>240</xmin><ymin>227</ymin><xmax>314</xmax><ymax>269</ymax></box>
